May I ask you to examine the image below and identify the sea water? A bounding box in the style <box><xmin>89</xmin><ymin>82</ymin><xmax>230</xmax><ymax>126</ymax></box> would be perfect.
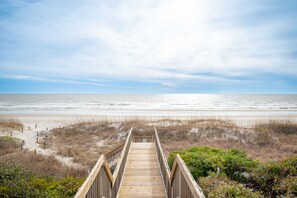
<box><xmin>0</xmin><ymin>94</ymin><xmax>297</xmax><ymax>117</ymax></box>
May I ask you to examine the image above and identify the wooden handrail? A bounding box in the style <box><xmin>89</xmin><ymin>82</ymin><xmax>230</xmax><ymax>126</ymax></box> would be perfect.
<box><xmin>171</xmin><ymin>154</ymin><xmax>205</xmax><ymax>198</ymax></box>
<box><xmin>154</xmin><ymin>127</ymin><xmax>171</xmax><ymax>180</ymax></box>
<box><xmin>154</xmin><ymin>127</ymin><xmax>205</xmax><ymax>198</ymax></box>
<box><xmin>74</xmin><ymin>156</ymin><xmax>114</xmax><ymax>197</ymax></box>
<box><xmin>112</xmin><ymin>127</ymin><xmax>133</xmax><ymax>180</ymax></box>
<box><xmin>105</xmin><ymin>143</ymin><xmax>124</xmax><ymax>160</ymax></box>
<box><xmin>75</xmin><ymin>128</ymin><xmax>133</xmax><ymax>198</ymax></box>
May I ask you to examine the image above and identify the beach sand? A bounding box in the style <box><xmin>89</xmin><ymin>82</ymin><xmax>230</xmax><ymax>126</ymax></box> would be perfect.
<box><xmin>1</xmin><ymin>110</ymin><xmax>297</xmax><ymax>126</ymax></box>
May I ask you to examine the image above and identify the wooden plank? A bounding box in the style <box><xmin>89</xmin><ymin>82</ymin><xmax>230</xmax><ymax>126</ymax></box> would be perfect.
<box><xmin>121</xmin><ymin>181</ymin><xmax>163</xmax><ymax>186</ymax></box>
<box><xmin>118</xmin><ymin>142</ymin><xmax>166</xmax><ymax>198</ymax></box>
<box><xmin>122</xmin><ymin>175</ymin><xmax>162</xmax><ymax>181</ymax></box>
<box><xmin>129</xmin><ymin>151</ymin><xmax>155</xmax><ymax>153</ymax></box>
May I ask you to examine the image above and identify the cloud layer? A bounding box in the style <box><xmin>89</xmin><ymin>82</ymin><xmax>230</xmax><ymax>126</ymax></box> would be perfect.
<box><xmin>0</xmin><ymin>0</ymin><xmax>297</xmax><ymax>92</ymax></box>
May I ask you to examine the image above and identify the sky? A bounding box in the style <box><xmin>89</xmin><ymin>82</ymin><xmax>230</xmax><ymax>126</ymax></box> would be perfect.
<box><xmin>0</xmin><ymin>0</ymin><xmax>297</xmax><ymax>93</ymax></box>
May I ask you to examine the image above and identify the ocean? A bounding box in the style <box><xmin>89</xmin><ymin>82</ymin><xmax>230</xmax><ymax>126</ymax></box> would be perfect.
<box><xmin>0</xmin><ymin>94</ymin><xmax>297</xmax><ymax>117</ymax></box>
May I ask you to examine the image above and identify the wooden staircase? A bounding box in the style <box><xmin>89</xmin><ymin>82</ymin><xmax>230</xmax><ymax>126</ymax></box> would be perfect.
<box><xmin>75</xmin><ymin>128</ymin><xmax>205</xmax><ymax>198</ymax></box>
<box><xmin>118</xmin><ymin>142</ymin><xmax>165</xmax><ymax>197</ymax></box>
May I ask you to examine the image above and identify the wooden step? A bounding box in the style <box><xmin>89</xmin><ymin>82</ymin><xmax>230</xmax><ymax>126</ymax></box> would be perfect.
<box><xmin>118</xmin><ymin>142</ymin><xmax>165</xmax><ymax>198</ymax></box>
<box><xmin>120</xmin><ymin>186</ymin><xmax>165</xmax><ymax>194</ymax></box>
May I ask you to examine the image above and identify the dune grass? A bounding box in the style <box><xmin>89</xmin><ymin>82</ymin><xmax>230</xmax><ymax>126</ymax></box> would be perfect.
<box><xmin>42</xmin><ymin>120</ymin><xmax>127</xmax><ymax>167</ymax></box>
<box><xmin>155</xmin><ymin>119</ymin><xmax>297</xmax><ymax>162</ymax></box>
<box><xmin>0</xmin><ymin>136</ymin><xmax>87</xmax><ymax>179</ymax></box>
<box><xmin>41</xmin><ymin>118</ymin><xmax>297</xmax><ymax>166</ymax></box>
<box><xmin>0</xmin><ymin>117</ymin><xmax>23</xmax><ymax>131</ymax></box>
<box><xmin>0</xmin><ymin>133</ymin><xmax>88</xmax><ymax>197</ymax></box>
<box><xmin>0</xmin><ymin>136</ymin><xmax>22</xmax><ymax>156</ymax></box>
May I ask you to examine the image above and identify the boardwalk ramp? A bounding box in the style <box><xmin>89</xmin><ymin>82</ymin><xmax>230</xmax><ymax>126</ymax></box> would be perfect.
<box><xmin>118</xmin><ymin>142</ymin><xmax>165</xmax><ymax>197</ymax></box>
<box><xmin>75</xmin><ymin>128</ymin><xmax>204</xmax><ymax>198</ymax></box>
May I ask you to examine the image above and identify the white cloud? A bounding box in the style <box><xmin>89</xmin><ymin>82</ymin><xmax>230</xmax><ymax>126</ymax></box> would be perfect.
<box><xmin>1</xmin><ymin>0</ymin><xmax>297</xmax><ymax>85</ymax></box>
<box><xmin>1</xmin><ymin>74</ymin><xmax>127</xmax><ymax>88</ymax></box>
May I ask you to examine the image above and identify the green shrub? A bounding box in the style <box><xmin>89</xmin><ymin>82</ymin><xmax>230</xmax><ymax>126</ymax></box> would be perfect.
<box><xmin>0</xmin><ymin>161</ymin><xmax>32</xmax><ymax>185</ymax></box>
<box><xmin>275</xmin><ymin>176</ymin><xmax>297</xmax><ymax>197</ymax></box>
<box><xmin>54</xmin><ymin>177</ymin><xmax>84</xmax><ymax>197</ymax></box>
<box><xmin>199</xmin><ymin>174</ymin><xmax>264</xmax><ymax>198</ymax></box>
<box><xmin>0</xmin><ymin>136</ymin><xmax>21</xmax><ymax>149</ymax></box>
<box><xmin>168</xmin><ymin>147</ymin><xmax>297</xmax><ymax>197</ymax></box>
<box><xmin>0</xmin><ymin>161</ymin><xmax>84</xmax><ymax>197</ymax></box>
<box><xmin>251</xmin><ymin>157</ymin><xmax>297</xmax><ymax>197</ymax></box>
<box><xmin>168</xmin><ymin>147</ymin><xmax>257</xmax><ymax>182</ymax></box>
<box><xmin>0</xmin><ymin>161</ymin><xmax>45</xmax><ymax>197</ymax></box>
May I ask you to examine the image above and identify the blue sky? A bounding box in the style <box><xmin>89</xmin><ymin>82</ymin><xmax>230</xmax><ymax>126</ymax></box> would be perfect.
<box><xmin>0</xmin><ymin>0</ymin><xmax>297</xmax><ymax>93</ymax></box>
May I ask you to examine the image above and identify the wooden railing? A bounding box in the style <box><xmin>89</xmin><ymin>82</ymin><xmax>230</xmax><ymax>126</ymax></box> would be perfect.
<box><xmin>106</xmin><ymin>143</ymin><xmax>124</xmax><ymax>162</ymax></box>
<box><xmin>75</xmin><ymin>128</ymin><xmax>133</xmax><ymax>198</ymax></box>
<box><xmin>75</xmin><ymin>127</ymin><xmax>205</xmax><ymax>198</ymax></box>
<box><xmin>106</xmin><ymin>143</ymin><xmax>124</xmax><ymax>172</ymax></box>
<box><xmin>154</xmin><ymin>127</ymin><xmax>172</xmax><ymax>197</ymax></box>
<box><xmin>154</xmin><ymin>127</ymin><xmax>205</xmax><ymax>198</ymax></box>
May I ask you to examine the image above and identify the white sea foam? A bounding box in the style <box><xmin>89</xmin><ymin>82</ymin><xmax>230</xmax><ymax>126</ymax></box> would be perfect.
<box><xmin>0</xmin><ymin>94</ymin><xmax>297</xmax><ymax>116</ymax></box>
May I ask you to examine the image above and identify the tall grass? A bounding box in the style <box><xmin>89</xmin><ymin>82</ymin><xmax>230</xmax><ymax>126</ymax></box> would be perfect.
<box><xmin>0</xmin><ymin>117</ymin><xmax>23</xmax><ymax>130</ymax></box>
<box><xmin>0</xmin><ymin>151</ymin><xmax>87</xmax><ymax>179</ymax></box>
<box><xmin>255</xmin><ymin>120</ymin><xmax>297</xmax><ymax>135</ymax></box>
<box><xmin>0</xmin><ymin>136</ymin><xmax>22</xmax><ymax>156</ymax></box>
<box><xmin>40</xmin><ymin>118</ymin><xmax>297</xmax><ymax>167</ymax></box>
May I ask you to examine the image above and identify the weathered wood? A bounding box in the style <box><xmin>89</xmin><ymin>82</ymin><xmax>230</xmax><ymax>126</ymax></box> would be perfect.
<box><xmin>133</xmin><ymin>135</ymin><xmax>154</xmax><ymax>142</ymax></box>
<box><xmin>154</xmin><ymin>127</ymin><xmax>205</xmax><ymax>198</ymax></box>
<box><xmin>154</xmin><ymin>127</ymin><xmax>172</xmax><ymax>197</ymax></box>
<box><xmin>112</xmin><ymin>128</ymin><xmax>133</xmax><ymax>180</ymax></box>
<box><xmin>174</xmin><ymin>155</ymin><xmax>204</xmax><ymax>198</ymax></box>
<box><xmin>118</xmin><ymin>142</ymin><xmax>166</xmax><ymax>197</ymax></box>
<box><xmin>75</xmin><ymin>127</ymin><xmax>204</xmax><ymax>198</ymax></box>
<box><xmin>75</xmin><ymin>156</ymin><xmax>113</xmax><ymax>198</ymax></box>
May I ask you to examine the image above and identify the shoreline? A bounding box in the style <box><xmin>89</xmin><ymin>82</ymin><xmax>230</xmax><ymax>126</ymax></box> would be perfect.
<box><xmin>1</xmin><ymin>110</ymin><xmax>297</xmax><ymax>126</ymax></box>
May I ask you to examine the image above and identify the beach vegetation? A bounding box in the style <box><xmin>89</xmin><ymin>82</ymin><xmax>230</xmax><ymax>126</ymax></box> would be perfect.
<box><xmin>199</xmin><ymin>173</ymin><xmax>264</xmax><ymax>198</ymax></box>
<box><xmin>42</xmin><ymin>120</ymin><xmax>127</xmax><ymax>167</ymax></box>
<box><xmin>0</xmin><ymin>117</ymin><xmax>23</xmax><ymax>131</ymax></box>
<box><xmin>0</xmin><ymin>137</ymin><xmax>87</xmax><ymax>197</ymax></box>
<box><xmin>0</xmin><ymin>161</ymin><xmax>84</xmax><ymax>198</ymax></box>
<box><xmin>251</xmin><ymin>157</ymin><xmax>297</xmax><ymax>197</ymax></box>
<box><xmin>255</xmin><ymin>120</ymin><xmax>297</xmax><ymax>135</ymax></box>
<box><xmin>0</xmin><ymin>136</ymin><xmax>22</xmax><ymax>155</ymax></box>
<box><xmin>168</xmin><ymin>147</ymin><xmax>257</xmax><ymax>183</ymax></box>
<box><xmin>169</xmin><ymin>146</ymin><xmax>297</xmax><ymax>197</ymax></box>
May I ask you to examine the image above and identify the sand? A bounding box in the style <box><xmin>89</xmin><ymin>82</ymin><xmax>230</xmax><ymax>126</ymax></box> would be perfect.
<box><xmin>0</xmin><ymin>115</ymin><xmax>85</xmax><ymax>168</ymax></box>
<box><xmin>1</xmin><ymin>112</ymin><xmax>297</xmax><ymax>167</ymax></box>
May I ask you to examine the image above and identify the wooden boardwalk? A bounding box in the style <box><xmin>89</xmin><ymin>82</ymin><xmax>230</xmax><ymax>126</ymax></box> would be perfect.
<box><xmin>75</xmin><ymin>129</ymin><xmax>205</xmax><ymax>198</ymax></box>
<box><xmin>118</xmin><ymin>142</ymin><xmax>166</xmax><ymax>198</ymax></box>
